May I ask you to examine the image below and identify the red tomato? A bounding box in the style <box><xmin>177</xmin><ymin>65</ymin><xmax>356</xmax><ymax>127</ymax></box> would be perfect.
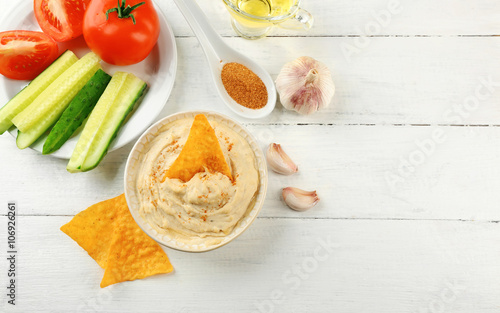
<box><xmin>0</xmin><ymin>31</ymin><xmax>59</xmax><ymax>80</ymax></box>
<box><xmin>34</xmin><ymin>0</ymin><xmax>91</xmax><ymax>42</ymax></box>
<box><xmin>83</xmin><ymin>0</ymin><xmax>160</xmax><ymax>65</ymax></box>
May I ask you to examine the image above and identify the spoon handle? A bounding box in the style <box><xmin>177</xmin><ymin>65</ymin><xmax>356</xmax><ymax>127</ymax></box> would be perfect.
<box><xmin>173</xmin><ymin>0</ymin><xmax>226</xmax><ymax>63</ymax></box>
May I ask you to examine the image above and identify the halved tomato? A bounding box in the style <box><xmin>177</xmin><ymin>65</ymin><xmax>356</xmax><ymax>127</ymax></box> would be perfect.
<box><xmin>0</xmin><ymin>31</ymin><xmax>59</xmax><ymax>80</ymax></box>
<box><xmin>34</xmin><ymin>0</ymin><xmax>91</xmax><ymax>42</ymax></box>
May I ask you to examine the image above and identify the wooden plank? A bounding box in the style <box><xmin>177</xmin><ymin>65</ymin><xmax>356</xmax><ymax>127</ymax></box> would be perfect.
<box><xmin>3</xmin><ymin>125</ymin><xmax>500</xmax><ymax>221</ymax></box>
<box><xmin>159</xmin><ymin>36</ymin><xmax>500</xmax><ymax>125</ymax></box>
<box><xmin>1</xmin><ymin>0</ymin><xmax>500</xmax><ymax>37</ymax></box>
<box><xmin>1</xmin><ymin>216</ymin><xmax>498</xmax><ymax>312</ymax></box>
<box><xmin>2</xmin><ymin>37</ymin><xmax>499</xmax><ymax>125</ymax></box>
<box><xmin>156</xmin><ymin>0</ymin><xmax>500</xmax><ymax>37</ymax></box>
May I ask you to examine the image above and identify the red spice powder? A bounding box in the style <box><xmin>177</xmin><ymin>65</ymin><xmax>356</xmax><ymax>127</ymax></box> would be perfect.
<box><xmin>221</xmin><ymin>62</ymin><xmax>268</xmax><ymax>109</ymax></box>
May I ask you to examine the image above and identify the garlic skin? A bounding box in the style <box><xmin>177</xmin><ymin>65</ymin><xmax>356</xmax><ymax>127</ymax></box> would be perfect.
<box><xmin>275</xmin><ymin>56</ymin><xmax>335</xmax><ymax>115</ymax></box>
<box><xmin>282</xmin><ymin>187</ymin><xmax>319</xmax><ymax>211</ymax></box>
<box><xmin>266</xmin><ymin>143</ymin><xmax>298</xmax><ymax>175</ymax></box>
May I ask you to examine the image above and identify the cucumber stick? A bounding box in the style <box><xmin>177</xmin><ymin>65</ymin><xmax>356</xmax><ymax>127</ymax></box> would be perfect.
<box><xmin>67</xmin><ymin>73</ymin><xmax>128</xmax><ymax>171</ymax></box>
<box><xmin>42</xmin><ymin>69</ymin><xmax>112</xmax><ymax>155</ymax></box>
<box><xmin>12</xmin><ymin>52</ymin><xmax>101</xmax><ymax>134</ymax></box>
<box><xmin>0</xmin><ymin>50</ymin><xmax>78</xmax><ymax>134</ymax></box>
<box><xmin>15</xmin><ymin>53</ymin><xmax>101</xmax><ymax>149</ymax></box>
<box><xmin>67</xmin><ymin>72</ymin><xmax>147</xmax><ymax>173</ymax></box>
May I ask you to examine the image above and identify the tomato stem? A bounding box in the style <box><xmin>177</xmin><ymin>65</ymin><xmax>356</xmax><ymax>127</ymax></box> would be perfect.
<box><xmin>106</xmin><ymin>0</ymin><xmax>145</xmax><ymax>25</ymax></box>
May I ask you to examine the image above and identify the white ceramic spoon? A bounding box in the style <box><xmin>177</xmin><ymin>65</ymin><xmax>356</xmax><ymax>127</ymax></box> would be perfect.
<box><xmin>173</xmin><ymin>0</ymin><xmax>276</xmax><ymax>119</ymax></box>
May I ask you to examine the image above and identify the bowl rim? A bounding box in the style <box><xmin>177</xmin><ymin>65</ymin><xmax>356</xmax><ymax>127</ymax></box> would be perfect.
<box><xmin>124</xmin><ymin>110</ymin><xmax>268</xmax><ymax>252</ymax></box>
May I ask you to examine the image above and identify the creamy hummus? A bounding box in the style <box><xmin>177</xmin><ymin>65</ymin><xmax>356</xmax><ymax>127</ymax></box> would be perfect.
<box><xmin>136</xmin><ymin>117</ymin><xmax>259</xmax><ymax>246</ymax></box>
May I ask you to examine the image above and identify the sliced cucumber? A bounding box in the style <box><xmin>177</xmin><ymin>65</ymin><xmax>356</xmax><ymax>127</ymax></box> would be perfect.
<box><xmin>14</xmin><ymin>53</ymin><xmax>101</xmax><ymax>149</ymax></box>
<box><xmin>67</xmin><ymin>72</ymin><xmax>147</xmax><ymax>173</ymax></box>
<box><xmin>16</xmin><ymin>130</ymin><xmax>38</xmax><ymax>150</ymax></box>
<box><xmin>12</xmin><ymin>52</ymin><xmax>101</xmax><ymax>134</ymax></box>
<box><xmin>0</xmin><ymin>50</ymin><xmax>78</xmax><ymax>134</ymax></box>
<box><xmin>15</xmin><ymin>115</ymin><xmax>53</xmax><ymax>149</ymax></box>
<box><xmin>67</xmin><ymin>73</ymin><xmax>128</xmax><ymax>171</ymax></box>
<box><xmin>42</xmin><ymin>69</ymin><xmax>112</xmax><ymax>155</ymax></box>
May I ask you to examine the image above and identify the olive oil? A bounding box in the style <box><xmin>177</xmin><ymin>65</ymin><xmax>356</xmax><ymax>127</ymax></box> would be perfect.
<box><xmin>234</xmin><ymin>0</ymin><xmax>294</xmax><ymax>17</ymax></box>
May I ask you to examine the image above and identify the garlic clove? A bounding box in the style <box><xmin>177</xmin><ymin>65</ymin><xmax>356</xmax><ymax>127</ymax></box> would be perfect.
<box><xmin>266</xmin><ymin>143</ymin><xmax>298</xmax><ymax>175</ymax></box>
<box><xmin>275</xmin><ymin>56</ymin><xmax>335</xmax><ymax>115</ymax></box>
<box><xmin>282</xmin><ymin>187</ymin><xmax>319</xmax><ymax>212</ymax></box>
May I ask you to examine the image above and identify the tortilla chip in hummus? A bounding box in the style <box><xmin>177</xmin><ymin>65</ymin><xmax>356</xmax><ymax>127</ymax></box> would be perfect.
<box><xmin>164</xmin><ymin>114</ymin><xmax>232</xmax><ymax>182</ymax></box>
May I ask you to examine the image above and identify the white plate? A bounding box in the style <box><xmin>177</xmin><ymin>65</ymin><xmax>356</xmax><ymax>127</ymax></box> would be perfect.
<box><xmin>124</xmin><ymin>111</ymin><xmax>268</xmax><ymax>252</ymax></box>
<box><xmin>0</xmin><ymin>0</ymin><xmax>177</xmax><ymax>159</ymax></box>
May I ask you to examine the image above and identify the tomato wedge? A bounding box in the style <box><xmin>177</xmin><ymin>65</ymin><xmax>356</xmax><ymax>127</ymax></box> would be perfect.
<box><xmin>34</xmin><ymin>0</ymin><xmax>91</xmax><ymax>42</ymax></box>
<box><xmin>0</xmin><ymin>31</ymin><xmax>59</xmax><ymax>80</ymax></box>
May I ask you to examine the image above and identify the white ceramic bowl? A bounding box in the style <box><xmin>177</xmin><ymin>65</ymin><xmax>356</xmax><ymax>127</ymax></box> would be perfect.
<box><xmin>124</xmin><ymin>111</ymin><xmax>268</xmax><ymax>252</ymax></box>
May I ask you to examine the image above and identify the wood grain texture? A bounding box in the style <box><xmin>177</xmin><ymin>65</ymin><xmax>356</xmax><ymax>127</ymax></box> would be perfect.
<box><xmin>0</xmin><ymin>0</ymin><xmax>499</xmax><ymax>312</ymax></box>
<box><xmin>165</xmin><ymin>37</ymin><xmax>500</xmax><ymax>125</ymax></box>
<box><xmin>1</xmin><ymin>37</ymin><xmax>500</xmax><ymax>125</ymax></box>
<box><xmin>3</xmin><ymin>125</ymin><xmax>500</xmax><ymax>221</ymax></box>
<box><xmin>1</xmin><ymin>216</ymin><xmax>499</xmax><ymax>313</ymax></box>
<box><xmin>156</xmin><ymin>0</ymin><xmax>500</xmax><ymax>37</ymax></box>
<box><xmin>1</xmin><ymin>0</ymin><xmax>500</xmax><ymax>36</ymax></box>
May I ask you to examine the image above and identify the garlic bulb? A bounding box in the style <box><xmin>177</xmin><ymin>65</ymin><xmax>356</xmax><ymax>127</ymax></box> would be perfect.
<box><xmin>282</xmin><ymin>187</ymin><xmax>319</xmax><ymax>212</ymax></box>
<box><xmin>275</xmin><ymin>56</ymin><xmax>335</xmax><ymax>115</ymax></box>
<box><xmin>266</xmin><ymin>143</ymin><xmax>298</xmax><ymax>175</ymax></box>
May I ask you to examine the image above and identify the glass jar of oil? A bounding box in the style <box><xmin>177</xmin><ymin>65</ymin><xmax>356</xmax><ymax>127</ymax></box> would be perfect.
<box><xmin>223</xmin><ymin>0</ymin><xmax>313</xmax><ymax>39</ymax></box>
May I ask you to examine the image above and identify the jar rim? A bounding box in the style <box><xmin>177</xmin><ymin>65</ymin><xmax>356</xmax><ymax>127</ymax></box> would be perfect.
<box><xmin>222</xmin><ymin>0</ymin><xmax>301</xmax><ymax>22</ymax></box>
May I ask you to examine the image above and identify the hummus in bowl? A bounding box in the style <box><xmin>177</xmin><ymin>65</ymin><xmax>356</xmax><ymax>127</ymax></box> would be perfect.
<box><xmin>124</xmin><ymin>111</ymin><xmax>267</xmax><ymax>252</ymax></box>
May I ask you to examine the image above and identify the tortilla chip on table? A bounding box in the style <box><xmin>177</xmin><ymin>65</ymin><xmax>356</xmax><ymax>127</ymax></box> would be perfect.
<box><xmin>61</xmin><ymin>194</ymin><xmax>173</xmax><ymax>287</ymax></box>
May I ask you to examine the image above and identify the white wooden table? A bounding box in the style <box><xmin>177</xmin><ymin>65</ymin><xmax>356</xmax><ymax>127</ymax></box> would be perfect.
<box><xmin>2</xmin><ymin>0</ymin><xmax>500</xmax><ymax>312</ymax></box>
